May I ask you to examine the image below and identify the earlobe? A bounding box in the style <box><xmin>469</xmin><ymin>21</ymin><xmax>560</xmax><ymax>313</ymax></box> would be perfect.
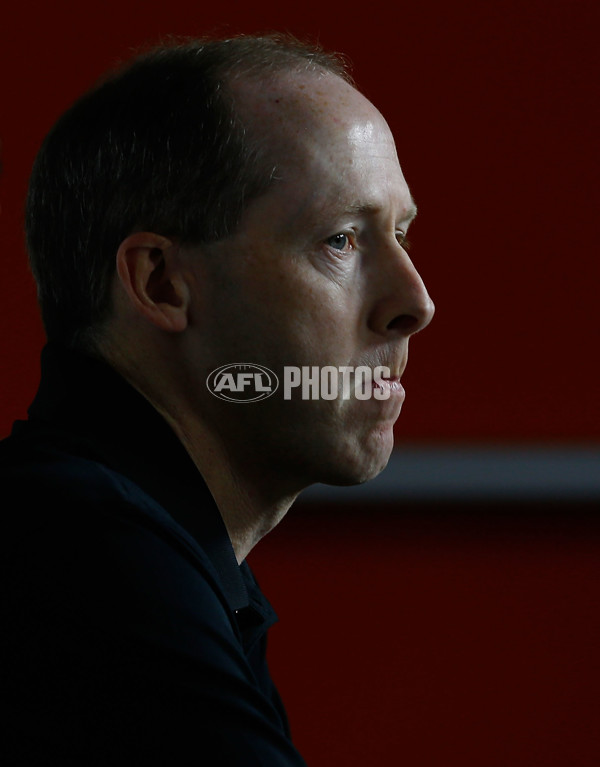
<box><xmin>116</xmin><ymin>232</ymin><xmax>189</xmax><ymax>333</ymax></box>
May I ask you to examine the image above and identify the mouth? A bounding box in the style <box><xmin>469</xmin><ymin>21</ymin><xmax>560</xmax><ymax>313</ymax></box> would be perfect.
<box><xmin>376</xmin><ymin>374</ymin><xmax>404</xmax><ymax>387</ymax></box>
<box><xmin>372</xmin><ymin>375</ymin><xmax>406</xmax><ymax>400</ymax></box>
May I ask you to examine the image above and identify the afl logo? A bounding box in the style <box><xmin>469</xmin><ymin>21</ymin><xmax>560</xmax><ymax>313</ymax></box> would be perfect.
<box><xmin>206</xmin><ymin>364</ymin><xmax>279</xmax><ymax>403</ymax></box>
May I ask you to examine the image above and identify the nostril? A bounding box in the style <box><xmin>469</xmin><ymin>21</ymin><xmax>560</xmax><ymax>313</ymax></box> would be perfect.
<box><xmin>387</xmin><ymin>314</ymin><xmax>422</xmax><ymax>333</ymax></box>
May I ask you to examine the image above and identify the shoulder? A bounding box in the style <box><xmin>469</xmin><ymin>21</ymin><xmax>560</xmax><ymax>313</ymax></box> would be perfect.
<box><xmin>1</xmin><ymin>429</ymin><xmax>306</xmax><ymax>765</ymax></box>
<box><xmin>2</xmin><ymin>430</ymin><xmax>236</xmax><ymax>650</ymax></box>
<box><xmin>2</xmin><ymin>424</ymin><xmax>153</xmax><ymax>510</ymax></box>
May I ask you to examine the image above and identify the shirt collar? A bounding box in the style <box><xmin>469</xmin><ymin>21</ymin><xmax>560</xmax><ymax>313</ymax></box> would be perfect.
<box><xmin>28</xmin><ymin>343</ymin><xmax>249</xmax><ymax>613</ymax></box>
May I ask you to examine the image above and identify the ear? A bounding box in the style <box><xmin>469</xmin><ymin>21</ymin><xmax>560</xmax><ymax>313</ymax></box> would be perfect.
<box><xmin>115</xmin><ymin>232</ymin><xmax>190</xmax><ymax>333</ymax></box>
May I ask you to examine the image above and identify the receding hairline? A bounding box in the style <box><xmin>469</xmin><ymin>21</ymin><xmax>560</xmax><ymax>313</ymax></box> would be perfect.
<box><xmin>112</xmin><ymin>33</ymin><xmax>354</xmax><ymax>88</ymax></box>
<box><xmin>24</xmin><ymin>33</ymin><xmax>356</xmax><ymax>349</ymax></box>
<box><xmin>226</xmin><ymin>67</ymin><xmax>365</xmax><ymax>166</ymax></box>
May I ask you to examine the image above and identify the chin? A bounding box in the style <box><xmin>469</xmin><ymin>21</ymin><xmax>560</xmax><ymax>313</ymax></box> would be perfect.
<box><xmin>316</xmin><ymin>430</ymin><xmax>395</xmax><ymax>487</ymax></box>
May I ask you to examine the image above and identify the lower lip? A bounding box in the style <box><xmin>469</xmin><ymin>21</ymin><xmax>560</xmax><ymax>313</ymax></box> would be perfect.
<box><xmin>373</xmin><ymin>378</ymin><xmax>405</xmax><ymax>401</ymax></box>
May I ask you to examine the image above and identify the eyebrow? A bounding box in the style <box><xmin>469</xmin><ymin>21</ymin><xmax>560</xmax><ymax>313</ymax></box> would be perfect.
<box><xmin>334</xmin><ymin>197</ymin><xmax>418</xmax><ymax>225</ymax></box>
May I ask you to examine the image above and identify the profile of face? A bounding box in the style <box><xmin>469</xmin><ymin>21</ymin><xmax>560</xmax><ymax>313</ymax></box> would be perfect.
<box><xmin>181</xmin><ymin>71</ymin><xmax>434</xmax><ymax>493</ymax></box>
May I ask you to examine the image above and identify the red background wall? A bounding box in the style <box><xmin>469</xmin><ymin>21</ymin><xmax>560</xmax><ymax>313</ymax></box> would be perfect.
<box><xmin>2</xmin><ymin>0</ymin><xmax>599</xmax><ymax>442</ymax></box>
<box><xmin>1</xmin><ymin>1</ymin><xmax>598</xmax><ymax>764</ymax></box>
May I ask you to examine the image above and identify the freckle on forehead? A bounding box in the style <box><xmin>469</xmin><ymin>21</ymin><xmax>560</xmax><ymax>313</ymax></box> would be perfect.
<box><xmin>235</xmin><ymin>71</ymin><xmax>391</xmax><ymax>165</ymax></box>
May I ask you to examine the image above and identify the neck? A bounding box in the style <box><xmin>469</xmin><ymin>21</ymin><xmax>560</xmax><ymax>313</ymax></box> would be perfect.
<box><xmin>99</xmin><ymin>338</ymin><xmax>299</xmax><ymax>563</ymax></box>
<box><xmin>174</xmin><ymin>424</ymin><xmax>299</xmax><ymax>563</ymax></box>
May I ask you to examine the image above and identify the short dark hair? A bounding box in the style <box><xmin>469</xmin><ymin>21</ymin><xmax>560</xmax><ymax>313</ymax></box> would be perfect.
<box><xmin>25</xmin><ymin>34</ymin><xmax>351</xmax><ymax>349</ymax></box>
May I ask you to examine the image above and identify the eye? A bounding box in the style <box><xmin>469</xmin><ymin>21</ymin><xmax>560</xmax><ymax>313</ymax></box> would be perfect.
<box><xmin>326</xmin><ymin>233</ymin><xmax>353</xmax><ymax>252</ymax></box>
<box><xmin>396</xmin><ymin>230</ymin><xmax>411</xmax><ymax>251</ymax></box>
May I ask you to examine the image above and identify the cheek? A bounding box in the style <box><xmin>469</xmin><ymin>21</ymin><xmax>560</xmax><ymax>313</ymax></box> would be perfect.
<box><xmin>211</xmin><ymin>250</ymin><xmax>362</xmax><ymax>361</ymax></box>
<box><xmin>307</xmin><ymin>248</ymin><xmax>357</xmax><ymax>287</ymax></box>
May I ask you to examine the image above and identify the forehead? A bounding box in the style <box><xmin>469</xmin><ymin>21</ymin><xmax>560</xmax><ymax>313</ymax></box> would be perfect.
<box><xmin>235</xmin><ymin>70</ymin><xmax>391</xmax><ymax>162</ymax></box>
<box><xmin>235</xmin><ymin>71</ymin><xmax>413</xmax><ymax>225</ymax></box>
<box><xmin>234</xmin><ymin>69</ymin><xmax>360</xmax><ymax>124</ymax></box>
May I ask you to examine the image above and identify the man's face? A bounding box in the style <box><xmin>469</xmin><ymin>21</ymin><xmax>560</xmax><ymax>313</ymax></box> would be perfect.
<box><xmin>183</xmin><ymin>71</ymin><xmax>434</xmax><ymax>492</ymax></box>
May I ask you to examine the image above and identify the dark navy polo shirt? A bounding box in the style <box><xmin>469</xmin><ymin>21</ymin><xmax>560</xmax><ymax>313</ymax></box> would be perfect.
<box><xmin>1</xmin><ymin>344</ymin><xmax>307</xmax><ymax>765</ymax></box>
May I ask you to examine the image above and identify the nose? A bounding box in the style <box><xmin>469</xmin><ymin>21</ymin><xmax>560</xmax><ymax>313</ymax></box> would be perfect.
<box><xmin>368</xmin><ymin>245</ymin><xmax>435</xmax><ymax>337</ymax></box>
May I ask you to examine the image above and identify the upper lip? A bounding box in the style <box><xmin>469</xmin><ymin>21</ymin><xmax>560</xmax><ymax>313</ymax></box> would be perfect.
<box><xmin>382</xmin><ymin>357</ymin><xmax>407</xmax><ymax>380</ymax></box>
<box><xmin>355</xmin><ymin>348</ymin><xmax>407</xmax><ymax>380</ymax></box>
